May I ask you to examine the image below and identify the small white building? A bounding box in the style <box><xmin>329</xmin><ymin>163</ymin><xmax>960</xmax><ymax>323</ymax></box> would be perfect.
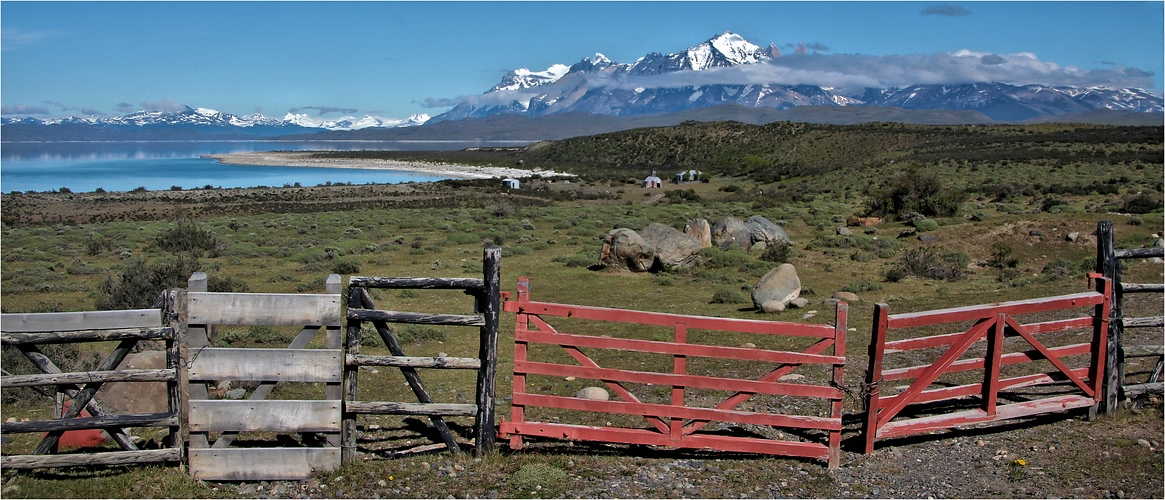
<box><xmin>502</xmin><ymin>178</ymin><xmax>520</xmax><ymax>189</ymax></box>
<box><xmin>674</xmin><ymin>169</ymin><xmax>702</xmax><ymax>183</ymax></box>
<box><xmin>642</xmin><ymin>175</ymin><xmax>663</xmax><ymax>188</ymax></box>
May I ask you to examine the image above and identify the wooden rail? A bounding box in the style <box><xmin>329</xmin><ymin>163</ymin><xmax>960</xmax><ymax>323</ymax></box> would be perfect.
<box><xmin>342</xmin><ymin>246</ymin><xmax>501</xmax><ymax>463</ymax></box>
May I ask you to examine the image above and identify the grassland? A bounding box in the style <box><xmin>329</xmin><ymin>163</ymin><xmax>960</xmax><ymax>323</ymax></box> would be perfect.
<box><xmin>0</xmin><ymin>121</ymin><xmax>1161</xmax><ymax>498</ymax></box>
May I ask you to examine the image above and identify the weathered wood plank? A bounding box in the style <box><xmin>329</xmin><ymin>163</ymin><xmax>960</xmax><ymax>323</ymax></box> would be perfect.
<box><xmin>1123</xmin><ymin>344</ymin><xmax>1165</xmax><ymax>357</ymax></box>
<box><xmin>474</xmin><ymin>245</ymin><xmax>501</xmax><ymax>456</ymax></box>
<box><xmin>2</xmin><ymin>327</ymin><xmax>173</xmax><ymax>346</ymax></box>
<box><xmin>1121</xmin><ymin>283</ymin><xmax>1165</xmax><ymax>294</ymax></box>
<box><xmin>188</xmin><ymin>348</ymin><xmax>341</xmax><ymax>382</ymax></box>
<box><xmin>188</xmin><ymin>292</ymin><xmax>340</xmax><ymax>326</ymax></box>
<box><xmin>1123</xmin><ymin>382</ymin><xmax>1164</xmax><ymax>397</ymax></box>
<box><xmin>346</xmin><ymin>401</ymin><xmax>478</xmax><ymax>416</ymax></box>
<box><xmin>2</xmin><ymin>412</ymin><xmax>178</xmax><ymax>434</ymax></box>
<box><xmin>346</xmin><ymin>354</ymin><xmax>481</xmax><ymax>370</ymax></box>
<box><xmin>0</xmin><ymin>309</ymin><xmax>161</xmax><ymax>333</ymax></box>
<box><xmin>188</xmin><ymin>400</ymin><xmax>341</xmax><ymax>432</ymax></box>
<box><xmin>886</xmin><ymin>292</ymin><xmax>1103</xmax><ymax>329</ymax></box>
<box><xmin>188</xmin><ymin>448</ymin><xmax>340</xmax><ymax>481</ymax></box>
<box><xmin>349</xmin><ymin>276</ymin><xmax>485</xmax><ymax>291</ymax></box>
<box><xmin>348</xmin><ymin>309</ymin><xmax>485</xmax><ymax>327</ymax></box>
<box><xmin>1115</xmin><ymin>247</ymin><xmax>1165</xmax><ymax>259</ymax></box>
<box><xmin>0</xmin><ymin>448</ymin><xmax>181</xmax><ymax>469</ymax></box>
<box><xmin>2</xmin><ymin>369</ymin><xmax>175</xmax><ymax>388</ymax></box>
<box><xmin>1124</xmin><ymin>316</ymin><xmax>1164</xmax><ymax>328</ymax></box>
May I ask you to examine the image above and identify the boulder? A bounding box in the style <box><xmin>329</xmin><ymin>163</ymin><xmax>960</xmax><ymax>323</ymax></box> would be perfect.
<box><xmin>683</xmin><ymin>218</ymin><xmax>713</xmax><ymax>249</ymax></box>
<box><xmin>917</xmin><ymin>234</ymin><xmax>940</xmax><ymax>243</ymax></box>
<box><xmin>575</xmin><ymin>387</ymin><xmax>609</xmax><ymax>401</ymax></box>
<box><xmin>751</xmin><ymin>263</ymin><xmax>801</xmax><ymax>313</ymax></box>
<box><xmin>712</xmin><ymin>217</ymin><xmax>752</xmax><ymax>251</ymax></box>
<box><xmin>833</xmin><ymin>291</ymin><xmax>861</xmax><ymax>303</ymax></box>
<box><xmin>744</xmin><ymin>215</ymin><xmax>791</xmax><ymax>246</ymax></box>
<box><xmin>94</xmin><ymin>351</ymin><xmax>169</xmax><ymax>414</ymax></box>
<box><xmin>789</xmin><ymin>298</ymin><xmax>810</xmax><ymax>309</ymax></box>
<box><xmin>837</xmin><ymin>227</ymin><xmax>854</xmax><ymax>236</ymax></box>
<box><xmin>640</xmin><ymin>223</ymin><xmax>703</xmax><ymax>269</ymax></box>
<box><xmin>599</xmin><ymin>228</ymin><xmax>654</xmax><ymax>272</ymax></box>
<box><xmin>1066</xmin><ymin>232</ymin><xmax>1080</xmax><ymax>242</ymax></box>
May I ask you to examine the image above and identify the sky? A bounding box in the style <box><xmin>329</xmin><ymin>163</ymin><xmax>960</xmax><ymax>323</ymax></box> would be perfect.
<box><xmin>2</xmin><ymin>1</ymin><xmax>1163</xmax><ymax>121</ymax></box>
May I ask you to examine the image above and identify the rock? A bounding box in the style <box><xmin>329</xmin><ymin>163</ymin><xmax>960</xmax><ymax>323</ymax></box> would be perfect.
<box><xmin>898</xmin><ymin>229</ymin><xmax>917</xmax><ymax>238</ymax></box>
<box><xmin>575</xmin><ymin>387</ymin><xmax>609</xmax><ymax>401</ymax></box>
<box><xmin>917</xmin><ymin>234</ymin><xmax>940</xmax><ymax>243</ymax></box>
<box><xmin>711</xmin><ymin>217</ymin><xmax>751</xmax><ymax>251</ymax></box>
<box><xmin>744</xmin><ymin>215</ymin><xmax>791</xmax><ymax>246</ymax></box>
<box><xmin>599</xmin><ymin>228</ymin><xmax>654</xmax><ymax>272</ymax></box>
<box><xmin>1137</xmin><ymin>438</ymin><xmax>1151</xmax><ymax>447</ymax></box>
<box><xmin>740</xmin><ymin>342</ymin><xmax>757</xmax><ymax>349</ymax></box>
<box><xmin>789</xmin><ymin>298</ymin><xmax>809</xmax><ymax>308</ymax></box>
<box><xmin>778</xmin><ymin>374</ymin><xmax>805</xmax><ymax>382</ymax></box>
<box><xmin>750</xmin><ymin>240</ymin><xmax>767</xmax><ymax>253</ymax></box>
<box><xmin>836</xmin><ymin>227</ymin><xmax>853</xmax><ymax>236</ymax></box>
<box><xmin>752</xmin><ymin>264</ymin><xmax>801</xmax><ymax>313</ymax></box>
<box><xmin>95</xmin><ymin>351</ymin><xmax>169</xmax><ymax>414</ymax></box>
<box><xmin>683</xmin><ymin>218</ymin><xmax>712</xmax><ymax>248</ymax></box>
<box><xmin>1029</xmin><ymin>230</ymin><xmax>1045</xmax><ymax>237</ymax></box>
<box><xmin>833</xmin><ymin>291</ymin><xmax>860</xmax><ymax>303</ymax></box>
<box><xmin>640</xmin><ymin>223</ymin><xmax>703</xmax><ymax>269</ymax></box>
<box><xmin>225</xmin><ymin>388</ymin><xmax>246</xmax><ymax>399</ymax></box>
<box><xmin>1066</xmin><ymin>232</ymin><xmax>1080</xmax><ymax>242</ymax></box>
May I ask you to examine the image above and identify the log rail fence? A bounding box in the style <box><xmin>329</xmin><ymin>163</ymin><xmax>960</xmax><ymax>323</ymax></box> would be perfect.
<box><xmin>342</xmin><ymin>246</ymin><xmax>501</xmax><ymax>462</ymax></box>
<box><xmin>0</xmin><ymin>301</ymin><xmax>183</xmax><ymax>470</ymax></box>
<box><xmin>1096</xmin><ymin>220</ymin><xmax>1165</xmax><ymax>412</ymax></box>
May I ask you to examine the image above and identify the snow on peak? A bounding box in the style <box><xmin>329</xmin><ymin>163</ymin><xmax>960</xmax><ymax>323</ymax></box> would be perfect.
<box><xmin>194</xmin><ymin>107</ymin><xmax>221</xmax><ymax>117</ymax></box>
<box><xmin>706</xmin><ymin>31</ymin><xmax>764</xmax><ymax>66</ymax></box>
<box><xmin>589</xmin><ymin>53</ymin><xmax>612</xmax><ymax>65</ymax></box>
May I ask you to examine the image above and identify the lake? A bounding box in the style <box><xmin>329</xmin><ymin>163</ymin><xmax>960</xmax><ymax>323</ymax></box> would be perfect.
<box><xmin>0</xmin><ymin>141</ymin><xmax>531</xmax><ymax>193</ymax></box>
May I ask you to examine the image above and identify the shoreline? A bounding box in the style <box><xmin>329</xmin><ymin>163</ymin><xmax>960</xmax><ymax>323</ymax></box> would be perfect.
<box><xmin>205</xmin><ymin>151</ymin><xmax>573</xmax><ymax>180</ymax></box>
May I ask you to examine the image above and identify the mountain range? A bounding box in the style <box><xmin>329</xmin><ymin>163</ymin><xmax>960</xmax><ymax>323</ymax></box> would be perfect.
<box><xmin>434</xmin><ymin>31</ymin><xmax>1162</xmax><ymax>123</ymax></box>
<box><xmin>2</xmin><ymin>31</ymin><xmax>1161</xmax><ymax>142</ymax></box>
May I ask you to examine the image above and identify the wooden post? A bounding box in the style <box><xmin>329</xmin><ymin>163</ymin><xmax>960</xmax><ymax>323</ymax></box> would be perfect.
<box><xmin>1090</xmin><ymin>277</ymin><xmax>1112</xmax><ymax>420</ymax></box>
<box><xmin>324</xmin><ymin>274</ymin><xmax>342</xmax><ymax>449</ymax></box>
<box><xmin>186</xmin><ymin>273</ymin><xmax>211</xmax><ymax>454</ymax></box>
<box><xmin>474</xmin><ymin>246</ymin><xmax>501</xmax><ymax>456</ymax></box>
<box><xmin>342</xmin><ymin>281</ymin><xmax>363</xmax><ymax>464</ymax></box>
<box><xmin>981</xmin><ymin>313</ymin><xmax>1006</xmax><ymax>417</ymax></box>
<box><xmin>1097</xmin><ymin>221</ymin><xmax>1123</xmax><ymax>414</ymax></box>
<box><xmin>164</xmin><ymin>288</ymin><xmax>185</xmax><ymax>459</ymax></box>
<box><xmin>828</xmin><ymin>301</ymin><xmax>847</xmax><ymax>470</ymax></box>
<box><xmin>862</xmin><ymin>303</ymin><xmax>889</xmax><ymax>454</ymax></box>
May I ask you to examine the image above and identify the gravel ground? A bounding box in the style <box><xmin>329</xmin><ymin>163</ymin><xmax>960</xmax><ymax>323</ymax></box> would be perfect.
<box><xmin>204</xmin><ymin>403</ymin><xmax>1162</xmax><ymax>499</ymax></box>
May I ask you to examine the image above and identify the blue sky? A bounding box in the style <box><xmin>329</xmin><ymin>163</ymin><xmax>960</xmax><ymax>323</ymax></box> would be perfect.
<box><xmin>2</xmin><ymin>1</ymin><xmax>1162</xmax><ymax>121</ymax></box>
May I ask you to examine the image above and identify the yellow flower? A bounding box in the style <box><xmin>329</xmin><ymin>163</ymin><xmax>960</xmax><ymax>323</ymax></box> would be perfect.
<box><xmin>1013</xmin><ymin>459</ymin><xmax>1027</xmax><ymax>467</ymax></box>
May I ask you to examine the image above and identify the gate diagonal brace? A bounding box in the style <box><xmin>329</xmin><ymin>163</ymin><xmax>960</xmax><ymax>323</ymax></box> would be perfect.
<box><xmin>1004</xmin><ymin>315</ymin><xmax>1094</xmax><ymax>396</ymax></box>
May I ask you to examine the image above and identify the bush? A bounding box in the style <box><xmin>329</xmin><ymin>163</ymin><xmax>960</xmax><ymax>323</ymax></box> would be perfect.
<box><xmin>843</xmin><ymin>279</ymin><xmax>883</xmax><ymax>293</ymax></box>
<box><xmin>447</xmin><ymin>232</ymin><xmax>480</xmax><ymax>245</ymax></box>
<box><xmin>885</xmin><ymin>247</ymin><xmax>968</xmax><ymax>282</ymax></box>
<box><xmin>1120</xmin><ymin>193</ymin><xmax>1162</xmax><ymax>214</ymax></box>
<box><xmin>95</xmin><ymin>254</ymin><xmax>201</xmax><ymax>310</ymax></box>
<box><xmin>988</xmin><ymin>241</ymin><xmax>1020</xmax><ymax>268</ymax></box>
<box><xmin>153</xmin><ymin>218</ymin><xmax>220</xmax><ymax>257</ymax></box>
<box><xmin>331</xmin><ymin>260</ymin><xmax>361</xmax><ymax>275</ymax></box>
<box><xmin>711</xmin><ymin>288</ymin><xmax>749</xmax><ymax>304</ymax></box>
<box><xmin>866</xmin><ymin>166</ymin><xmax>965</xmax><ymax>220</ymax></box>
<box><xmin>700</xmin><ymin>247</ymin><xmax>750</xmax><ymax>269</ymax></box>
<box><xmin>208</xmin><ymin>275</ymin><xmax>251</xmax><ymax>293</ymax></box>
<box><xmin>914</xmin><ymin>219</ymin><xmax>939</xmax><ymax>232</ymax></box>
<box><xmin>759</xmin><ymin>242</ymin><xmax>792</xmax><ymax>263</ymax></box>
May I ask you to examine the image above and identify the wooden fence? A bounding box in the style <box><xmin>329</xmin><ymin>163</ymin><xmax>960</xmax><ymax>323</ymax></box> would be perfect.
<box><xmin>499</xmin><ymin>276</ymin><xmax>849</xmax><ymax>469</ymax></box>
<box><xmin>1</xmin><ymin>303</ymin><xmax>183</xmax><ymax>469</ymax></box>
<box><xmin>861</xmin><ymin>278</ymin><xmax>1111</xmax><ymax>452</ymax></box>
<box><xmin>342</xmin><ymin>246</ymin><xmax>501</xmax><ymax>461</ymax></box>
<box><xmin>183</xmin><ymin>273</ymin><xmax>343</xmax><ymax>481</ymax></box>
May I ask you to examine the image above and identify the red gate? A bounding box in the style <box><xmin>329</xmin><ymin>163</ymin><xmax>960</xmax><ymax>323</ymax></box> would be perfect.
<box><xmin>500</xmin><ymin>277</ymin><xmax>848</xmax><ymax>468</ymax></box>
<box><xmin>862</xmin><ymin>278</ymin><xmax>1111</xmax><ymax>452</ymax></box>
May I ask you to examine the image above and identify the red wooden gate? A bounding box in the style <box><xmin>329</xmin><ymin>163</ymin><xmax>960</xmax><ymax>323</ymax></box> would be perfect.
<box><xmin>862</xmin><ymin>278</ymin><xmax>1111</xmax><ymax>452</ymax></box>
<box><xmin>499</xmin><ymin>277</ymin><xmax>848</xmax><ymax>468</ymax></box>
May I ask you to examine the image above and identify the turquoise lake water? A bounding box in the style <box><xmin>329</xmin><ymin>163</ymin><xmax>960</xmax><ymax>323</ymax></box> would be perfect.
<box><xmin>0</xmin><ymin>141</ymin><xmax>529</xmax><ymax>193</ymax></box>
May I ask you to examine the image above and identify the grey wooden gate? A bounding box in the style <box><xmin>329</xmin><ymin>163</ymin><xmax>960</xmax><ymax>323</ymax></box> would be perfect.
<box><xmin>183</xmin><ymin>273</ymin><xmax>343</xmax><ymax>481</ymax></box>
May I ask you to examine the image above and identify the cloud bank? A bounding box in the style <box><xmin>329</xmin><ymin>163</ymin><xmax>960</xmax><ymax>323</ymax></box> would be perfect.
<box><xmin>428</xmin><ymin>49</ymin><xmax>1158</xmax><ymax>108</ymax></box>
<box><xmin>290</xmin><ymin>106</ymin><xmax>360</xmax><ymax>116</ymax></box>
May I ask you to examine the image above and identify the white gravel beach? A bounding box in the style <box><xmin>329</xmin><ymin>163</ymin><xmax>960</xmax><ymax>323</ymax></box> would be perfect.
<box><xmin>206</xmin><ymin>151</ymin><xmax>574</xmax><ymax>180</ymax></box>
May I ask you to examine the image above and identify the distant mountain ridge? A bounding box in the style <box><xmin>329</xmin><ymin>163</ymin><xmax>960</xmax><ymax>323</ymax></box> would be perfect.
<box><xmin>1</xmin><ymin>105</ymin><xmax>430</xmax><ymax>141</ymax></box>
<box><xmin>434</xmin><ymin>31</ymin><xmax>1163</xmax><ymax>122</ymax></box>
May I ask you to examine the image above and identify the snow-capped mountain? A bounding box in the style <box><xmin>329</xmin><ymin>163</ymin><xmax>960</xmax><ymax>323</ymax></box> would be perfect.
<box><xmin>433</xmin><ymin>31</ymin><xmax>1163</xmax><ymax>122</ymax></box>
<box><xmin>2</xmin><ymin>105</ymin><xmax>430</xmax><ymax>139</ymax></box>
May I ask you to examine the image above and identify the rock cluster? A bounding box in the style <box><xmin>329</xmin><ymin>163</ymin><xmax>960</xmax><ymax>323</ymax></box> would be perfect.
<box><xmin>599</xmin><ymin>216</ymin><xmax>791</xmax><ymax>271</ymax></box>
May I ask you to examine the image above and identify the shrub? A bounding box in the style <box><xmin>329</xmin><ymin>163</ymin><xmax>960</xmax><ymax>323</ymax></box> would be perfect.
<box><xmin>988</xmin><ymin>241</ymin><xmax>1020</xmax><ymax>268</ymax></box>
<box><xmin>447</xmin><ymin>232</ymin><xmax>480</xmax><ymax>245</ymax></box>
<box><xmin>914</xmin><ymin>219</ymin><xmax>939</xmax><ymax>232</ymax></box>
<box><xmin>700</xmin><ymin>247</ymin><xmax>750</xmax><ymax>269</ymax></box>
<box><xmin>885</xmin><ymin>247</ymin><xmax>968</xmax><ymax>282</ymax></box>
<box><xmin>153</xmin><ymin>218</ymin><xmax>220</xmax><ymax>257</ymax></box>
<box><xmin>759</xmin><ymin>242</ymin><xmax>792</xmax><ymax>263</ymax></box>
<box><xmin>1120</xmin><ymin>193</ymin><xmax>1162</xmax><ymax>214</ymax></box>
<box><xmin>711</xmin><ymin>288</ymin><xmax>749</xmax><ymax>304</ymax></box>
<box><xmin>208</xmin><ymin>275</ymin><xmax>251</xmax><ymax>293</ymax></box>
<box><xmin>843</xmin><ymin>279</ymin><xmax>883</xmax><ymax>293</ymax></box>
<box><xmin>866</xmin><ymin>166</ymin><xmax>965</xmax><ymax>219</ymax></box>
<box><xmin>95</xmin><ymin>254</ymin><xmax>201</xmax><ymax>310</ymax></box>
<box><xmin>331</xmin><ymin>260</ymin><xmax>361</xmax><ymax>275</ymax></box>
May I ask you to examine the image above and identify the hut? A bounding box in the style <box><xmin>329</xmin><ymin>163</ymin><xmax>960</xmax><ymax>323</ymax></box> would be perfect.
<box><xmin>502</xmin><ymin>178</ymin><xmax>520</xmax><ymax>189</ymax></box>
<box><xmin>674</xmin><ymin>169</ymin><xmax>702</xmax><ymax>183</ymax></box>
<box><xmin>643</xmin><ymin>175</ymin><xmax>663</xmax><ymax>188</ymax></box>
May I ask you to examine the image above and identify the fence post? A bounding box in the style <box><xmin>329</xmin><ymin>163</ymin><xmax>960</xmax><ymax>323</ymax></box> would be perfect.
<box><xmin>185</xmin><ymin>273</ymin><xmax>210</xmax><ymax>454</ymax></box>
<box><xmin>862</xmin><ymin>303</ymin><xmax>889</xmax><ymax>454</ymax></box>
<box><xmin>163</xmin><ymin>288</ymin><xmax>186</xmax><ymax>463</ymax></box>
<box><xmin>1096</xmin><ymin>220</ymin><xmax>1123</xmax><ymax>414</ymax></box>
<box><xmin>342</xmin><ymin>281</ymin><xmax>362</xmax><ymax>464</ymax></box>
<box><xmin>324</xmin><ymin>275</ymin><xmax>342</xmax><ymax>449</ymax></box>
<box><xmin>474</xmin><ymin>246</ymin><xmax>501</xmax><ymax>455</ymax></box>
<box><xmin>829</xmin><ymin>301</ymin><xmax>848</xmax><ymax>469</ymax></box>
